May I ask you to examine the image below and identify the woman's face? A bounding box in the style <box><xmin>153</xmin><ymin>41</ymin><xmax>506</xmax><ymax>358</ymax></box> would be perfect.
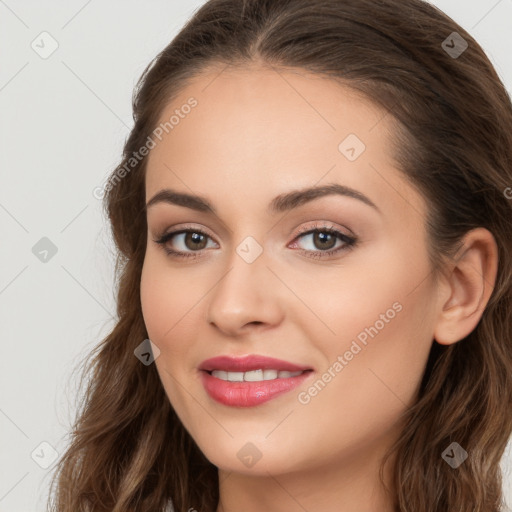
<box><xmin>141</xmin><ymin>64</ymin><xmax>441</xmax><ymax>478</ymax></box>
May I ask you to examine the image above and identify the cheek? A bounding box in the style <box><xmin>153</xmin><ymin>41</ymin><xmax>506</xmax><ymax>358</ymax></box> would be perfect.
<box><xmin>293</xmin><ymin>294</ymin><xmax>434</xmax><ymax>466</ymax></box>
<box><xmin>140</xmin><ymin>256</ymin><xmax>200</xmax><ymax>415</ymax></box>
<box><xmin>296</xmin><ymin>242</ymin><xmax>435</xmax><ymax>409</ymax></box>
<box><xmin>140</xmin><ymin>253</ymin><xmax>203</xmax><ymax>345</ymax></box>
<box><xmin>292</xmin><ymin>241</ymin><xmax>427</xmax><ymax>343</ymax></box>
<box><xmin>140</xmin><ymin>258</ymin><xmax>169</xmax><ymax>342</ymax></box>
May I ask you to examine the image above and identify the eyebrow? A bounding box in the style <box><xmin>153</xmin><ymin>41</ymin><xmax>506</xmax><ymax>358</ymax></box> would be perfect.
<box><xmin>145</xmin><ymin>183</ymin><xmax>380</xmax><ymax>215</ymax></box>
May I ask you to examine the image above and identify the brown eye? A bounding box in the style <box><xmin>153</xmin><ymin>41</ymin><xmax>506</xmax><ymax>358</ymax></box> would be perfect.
<box><xmin>311</xmin><ymin>231</ymin><xmax>337</xmax><ymax>250</ymax></box>
<box><xmin>154</xmin><ymin>228</ymin><xmax>217</xmax><ymax>259</ymax></box>
<box><xmin>183</xmin><ymin>231</ymin><xmax>208</xmax><ymax>250</ymax></box>
<box><xmin>154</xmin><ymin>223</ymin><xmax>357</xmax><ymax>261</ymax></box>
<box><xmin>291</xmin><ymin>224</ymin><xmax>357</xmax><ymax>260</ymax></box>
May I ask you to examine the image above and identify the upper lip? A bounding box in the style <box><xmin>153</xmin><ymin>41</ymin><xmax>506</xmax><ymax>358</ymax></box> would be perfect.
<box><xmin>199</xmin><ymin>355</ymin><xmax>313</xmax><ymax>373</ymax></box>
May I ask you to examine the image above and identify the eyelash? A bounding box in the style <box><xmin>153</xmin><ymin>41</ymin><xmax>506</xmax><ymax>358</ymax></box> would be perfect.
<box><xmin>152</xmin><ymin>222</ymin><xmax>358</xmax><ymax>261</ymax></box>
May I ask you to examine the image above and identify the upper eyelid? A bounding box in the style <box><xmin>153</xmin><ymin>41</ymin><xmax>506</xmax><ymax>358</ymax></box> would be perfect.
<box><xmin>153</xmin><ymin>223</ymin><xmax>358</xmax><ymax>262</ymax></box>
<box><xmin>159</xmin><ymin>224</ymin><xmax>218</xmax><ymax>243</ymax></box>
<box><xmin>156</xmin><ymin>222</ymin><xmax>353</xmax><ymax>245</ymax></box>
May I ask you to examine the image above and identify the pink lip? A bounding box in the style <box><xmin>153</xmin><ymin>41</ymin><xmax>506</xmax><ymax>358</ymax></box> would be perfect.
<box><xmin>198</xmin><ymin>354</ymin><xmax>314</xmax><ymax>407</ymax></box>
<box><xmin>200</xmin><ymin>370</ymin><xmax>313</xmax><ymax>407</ymax></box>
<box><xmin>198</xmin><ymin>354</ymin><xmax>313</xmax><ymax>373</ymax></box>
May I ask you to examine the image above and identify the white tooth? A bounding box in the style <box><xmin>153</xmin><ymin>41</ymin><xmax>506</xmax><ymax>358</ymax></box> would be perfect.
<box><xmin>211</xmin><ymin>369</ymin><xmax>305</xmax><ymax>381</ymax></box>
<box><xmin>244</xmin><ymin>369</ymin><xmax>264</xmax><ymax>382</ymax></box>
<box><xmin>278</xmin><ymin>370</ymin><xmax>303</xmax><ymax>378</ymax></box>
<box><xmin>263</xmin><ymin>369</ymin><xmax>278</xmax><ymax>380</ymax></box>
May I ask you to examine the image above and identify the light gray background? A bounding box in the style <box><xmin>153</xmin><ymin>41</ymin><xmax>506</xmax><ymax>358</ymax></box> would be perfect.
<box><xmin>1</xmin><ymin>1</ymin><xmax>511</xmax><ymax>511</ymax></box>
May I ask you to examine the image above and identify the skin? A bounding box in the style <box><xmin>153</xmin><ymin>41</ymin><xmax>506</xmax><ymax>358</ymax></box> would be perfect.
<box><xmin>140</xmin><ymin>62</ymin><xmax>498</xmax><ymax>512</ymax></box>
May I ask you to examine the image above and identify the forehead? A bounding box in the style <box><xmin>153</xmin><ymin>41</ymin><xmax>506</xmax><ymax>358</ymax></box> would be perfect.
<box><xmin>144</xmin><ymin>63</ymin><xmax>426</xmax><ymax>227</ymax></box>
<box><xmin>148</xmin><ymin>63</ymin><xmax>384</xmax><ymax>167</ymax></box>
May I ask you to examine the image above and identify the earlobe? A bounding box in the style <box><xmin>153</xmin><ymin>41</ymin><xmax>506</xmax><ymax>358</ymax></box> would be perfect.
<box><xmin>433</xmin><ymin>228</ymin><xmax>498</xmax><ymax>346</ymax></box>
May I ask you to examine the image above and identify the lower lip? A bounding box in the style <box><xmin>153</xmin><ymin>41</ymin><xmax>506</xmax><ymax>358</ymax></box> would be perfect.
<box><xmin>200</xmin><ymin>370</ymin><xmax>313</xmax><ymax>407</ymax></box>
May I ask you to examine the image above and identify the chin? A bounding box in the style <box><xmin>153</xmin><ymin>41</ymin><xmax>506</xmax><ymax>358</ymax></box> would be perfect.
<box><xmin>194</xmin><ymin>435</ymin><xmax>308</xmax><ymax>476</ymax></box>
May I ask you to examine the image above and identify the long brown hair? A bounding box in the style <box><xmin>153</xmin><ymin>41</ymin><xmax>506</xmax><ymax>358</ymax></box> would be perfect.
<box><xmin>47</xmin><ymin>1</ymin><xmax>512</xmax><ymax>510</ymax></box>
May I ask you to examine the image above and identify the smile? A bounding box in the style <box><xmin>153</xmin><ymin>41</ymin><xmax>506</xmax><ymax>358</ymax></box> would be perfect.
<box><xmin>200</xmin><ymin>369</ymin><xmax>314</xmax><ymax>407</ymax></box>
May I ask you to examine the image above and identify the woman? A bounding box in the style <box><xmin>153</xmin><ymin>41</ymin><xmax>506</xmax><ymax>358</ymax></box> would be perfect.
<box><xmin>47</xmin><ymin>0</ymin><xmax>512</xmax><ymax>511</ymax></box>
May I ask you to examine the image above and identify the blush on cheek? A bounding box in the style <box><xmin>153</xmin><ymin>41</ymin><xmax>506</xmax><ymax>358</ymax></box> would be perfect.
<box><xmin>140</xmin><ymin>283</ymin><xmax>169</xmax><ymax>346</ymax></box>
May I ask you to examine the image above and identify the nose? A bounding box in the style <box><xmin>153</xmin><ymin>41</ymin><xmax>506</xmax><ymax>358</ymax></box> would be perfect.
<box><xmin>205</xmin><ymin>244</ymin><xmax>286</xmax><ymax>337</ymax></box>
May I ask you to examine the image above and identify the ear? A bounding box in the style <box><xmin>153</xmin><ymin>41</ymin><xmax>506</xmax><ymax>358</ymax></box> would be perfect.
<box><xmin>433</xmin><ymin>228</ymin><xmax>498</xmax><ymax>346</ymax></box>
